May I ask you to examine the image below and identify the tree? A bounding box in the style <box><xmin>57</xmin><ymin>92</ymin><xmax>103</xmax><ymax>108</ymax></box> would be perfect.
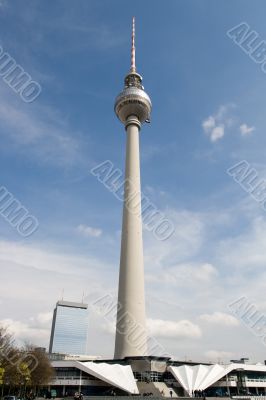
<box><xmin>0</xmin><ymin>326</ymin><xmax>54</xmax><ymax>396</ymax></box>
<box><xmin>0</xmin><ymin>327</ymin><xmax>21</xmax><ymax>394</ymax></box>
<box><xmin>0</xmin><ymin>367</ymin><xmax>5</xmax><ymax>397</ymax></box>
<box><xmin>23</xmin><ymin>346</ymin><xmax>54</xmax><ymax>394</ymax></box>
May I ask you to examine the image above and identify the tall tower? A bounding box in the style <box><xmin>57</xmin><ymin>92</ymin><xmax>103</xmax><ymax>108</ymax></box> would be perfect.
<box><xmin>114</xmin><ymin>17</ymin><xmax>152</xmax><ymax>359</ymax></box>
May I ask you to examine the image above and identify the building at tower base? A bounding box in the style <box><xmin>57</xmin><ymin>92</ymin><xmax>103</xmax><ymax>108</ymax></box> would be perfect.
<box><xmin>45</xmin><ymin>357</ymin><xmax>266</xmax><ymax>398</ymax></box>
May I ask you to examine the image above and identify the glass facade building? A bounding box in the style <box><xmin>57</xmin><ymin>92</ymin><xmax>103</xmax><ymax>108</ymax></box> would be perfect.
<box><xmin>49</xmin><ymin>300</ymin><xmax>88</xmax><ymax>355</ymax></box>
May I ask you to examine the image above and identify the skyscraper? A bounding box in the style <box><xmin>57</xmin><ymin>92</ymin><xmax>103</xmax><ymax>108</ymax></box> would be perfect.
<box><xmin>49</xmin><ymin>300</ymin><xmax>88</xmax><ymax>355</ymax></box>
<box><xmin>114</xmin><ymin>17</ymin><xmax>152</xmax><ymax>359</ymax></box>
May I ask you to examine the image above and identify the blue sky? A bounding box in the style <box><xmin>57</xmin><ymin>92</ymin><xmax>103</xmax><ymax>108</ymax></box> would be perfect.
<box><xmin>1</xmin><ymin>0</ymin><xmax>266</xmax><ymax>362</ymax></box>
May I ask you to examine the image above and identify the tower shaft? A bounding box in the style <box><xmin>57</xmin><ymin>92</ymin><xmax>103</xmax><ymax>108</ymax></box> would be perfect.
<box><xmin>114</xmin><ymin>116</ymin><xmax>147</xmax><ymax>358</ymax></box>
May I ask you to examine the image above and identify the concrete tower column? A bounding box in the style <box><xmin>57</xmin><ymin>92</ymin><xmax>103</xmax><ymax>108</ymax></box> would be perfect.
<box><xmin>114</xmin><ymin>18</ymin><xmax>152</xmax><ymax>359</ymax></box>
<box><xmin>114</xmin><ymin>115</ymin><xmax>147</xmax><ymax>358</ymax></box>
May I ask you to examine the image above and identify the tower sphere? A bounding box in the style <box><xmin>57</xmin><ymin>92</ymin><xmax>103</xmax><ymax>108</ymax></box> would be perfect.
<box><xmin>114</xmin><ymin>73</ymin><xmax>152</xmax><ymax>125</ymax></box>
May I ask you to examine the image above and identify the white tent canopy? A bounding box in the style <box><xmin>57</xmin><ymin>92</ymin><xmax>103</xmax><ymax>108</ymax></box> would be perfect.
<box><xmin>77</xmin><ymin>361</ymin><xmax>139</xmax><ymax>394</ymax></box>
<box><xmin>168</xmin><ymin>363</ymin><xmax>266</xmax><ymax>395</ymax></box>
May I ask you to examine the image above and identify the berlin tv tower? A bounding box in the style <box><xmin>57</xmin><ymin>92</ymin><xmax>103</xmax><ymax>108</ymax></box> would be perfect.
<box><xmin>114</xmin><ymin>17</ymin><xmax>152</xmax><ymax>359</ymax></box>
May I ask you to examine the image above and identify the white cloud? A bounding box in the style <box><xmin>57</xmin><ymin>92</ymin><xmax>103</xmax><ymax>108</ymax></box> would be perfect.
<box><xmin>147</xmin><ymin>319</ymin><xmax>202</xmax><ymax>339</ymax></box>
<box><xmin>36</xmin><ymin>312</ymin><xmax>53</xmax><ymax>325</ymax></box>
<box><xmin>99</xmin><ymin>317</ymin><xmax>202</xmax><ymax>341</ymax></box>
<box><xmin>202</xmin><ymin>104</ymin><xmax>236</xmax><ymax>142</ymax></box>
<box><xmin>0</xmin><ymin>318</ymin><xmax>50</xmax><ymax>346</ymax></box>
<box><xmin>205</xmin><ymin>350</ymin><xmax>233</xmax><ymax>361</ymax></box>
<box><xmin>202</xmin><ymin>105</ymin><xmax>255</xmax><ymax>142</ymax></box>
<box><xmin>147</xmin><ymin>262</ymin><xmax>218</xmax><ymax>286</ymax></box>
<box><xmin>144</xmin><ymin>209</ymin><xmax>205</xmax><ymax>271</ymax></box>
<box><xmin>210</xmin><ymin>125</ymin><xmax>224</xmax><ymax>142</ymax></box>
<box><xmin>77</xmin><ymin>224</ymin><xmax>102</xmax><ymax>238</ymax></box>
<box><xmin>240</xmin><ymin>123</ymin><xmax>255</xmax><ymax>136</ymax></box>
<box><xmin>202</xmin><ymin>116</ymin><xmax>215</xmax><ymax>131</ymax></box>
<box><xmin>0</xmin><ymin>239</ymin><xmax>107</xmax><ymax>276</ymax></box>
<box><xmin>199</xmin><ymin>312</ymin><xmax>239</xmax><ymax>326</ymax></box>
<box><xmin>202</xmin><ymin>117</ymin><xmax>225</xmax><ymax>143</ymax></box>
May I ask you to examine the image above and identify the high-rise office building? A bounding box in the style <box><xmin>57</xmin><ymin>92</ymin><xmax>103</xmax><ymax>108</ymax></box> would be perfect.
<box><xmin>49</xmin><ymin>300</ymin><xmax>88</xmax><ymax>355</ymax></box>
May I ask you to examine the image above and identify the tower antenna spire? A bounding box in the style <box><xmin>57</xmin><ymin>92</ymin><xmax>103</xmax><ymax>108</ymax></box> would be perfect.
<box><xmin>130</xmin><ymin>16</ymin><xmax>136</xmax><ymax>72</ymax></box>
